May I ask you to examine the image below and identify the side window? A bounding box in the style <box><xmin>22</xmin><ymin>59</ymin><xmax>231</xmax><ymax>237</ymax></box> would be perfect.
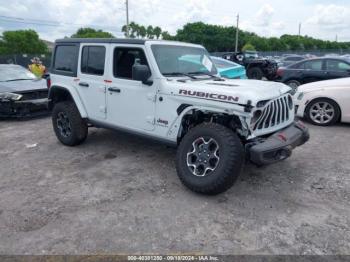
<box><xmin>304</xmin><ymin>60</ymin><xmax>323</xmax><ymax>70</ymax></box>
<box><xmin>81</xmin><ymin>46</ymin><xmax>106</xmax><ymax>75</ymax></box>
<box><xmin>326</xmin><ymin>60</ymin><xmax>350</xmax><ymax>71</ymax></box>
<box><xmin>291</xmin><ymin>62</ymin><xmax>305</xmax><ymax>69</ymax></box>
<box><xmin>53</xmin><ymin>45</ymin><xmax>79</xmax><ymax>75</ymax></box>
<box><xmin>113</xmin><ymin>48</ymin><xmax>148</xmax><ymax>79</ymax></box>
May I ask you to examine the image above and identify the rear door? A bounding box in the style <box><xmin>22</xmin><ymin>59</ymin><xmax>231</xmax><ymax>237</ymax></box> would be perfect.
<box><xmin>77</xmin><ymin>44</ymin><xmax>108</xmax><ymax>120</ymax></box>
<box><xmin>324</xmin><ymin>59</ymin><xmax>350</xmax><ymax>80</ymax></box>
<box><xmin>301</xmin><ymin>59</ymin><xmax>326</xmax><ymax>83</ymax></box>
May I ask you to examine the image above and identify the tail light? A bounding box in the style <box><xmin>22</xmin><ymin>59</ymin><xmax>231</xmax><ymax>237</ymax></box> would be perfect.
<box><xmin>276</xmin><ymin>68</ymin><xmax>284</xmax><ymax>77</ymax></box>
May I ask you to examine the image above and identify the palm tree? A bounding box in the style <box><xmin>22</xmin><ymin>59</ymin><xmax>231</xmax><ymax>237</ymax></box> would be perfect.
<box><xmin>139</xmin><ymin>25</ymin><xmax>147</xmax><ymax>39</ymax></box>
<box><xmin>153</xmin><ymin>26</ymin><xmax>162</xmax><ymax>39</ymax></box>
<box><xmin>146</xmin><ymin>25</ymin><xmax>154</xmax><ymax>39</ymax></box>
<box><xmin>129</xmin><ymin>22</ymin><xmax>138</xmax><ymax>38</ymax></box>
<box><xmin>121</xmin><ymin>25</ymin><xmax>128</xmax><ymax>37</ymax></box>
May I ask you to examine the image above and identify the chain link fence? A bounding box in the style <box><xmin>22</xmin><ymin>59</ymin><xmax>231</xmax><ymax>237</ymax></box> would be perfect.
<box><xmin>0</xmin><ymin>54</ymin><xmax>52</xmax><ymax>70</ymax></box>
<box><xmin>212</xmin><ymin>49</ymin><xmax>350</xmax><ymax>58</ymax></box>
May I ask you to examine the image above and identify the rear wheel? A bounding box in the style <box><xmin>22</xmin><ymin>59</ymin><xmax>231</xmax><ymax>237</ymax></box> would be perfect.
<box><xmin>247</xmin><ymin>67</ymin><xmax>263</xmax><ymax>80</ymax></box>
<box><xmin>285</xmin><ymin>80</ymin><xmax>301</xmax><ymax>93</ymax></box>
<box><xmin>305</xmin><ymin>98</ymin><xmax>340</xmax><ymax>126</ymax></box>
<box><xmin>52</xmin><ymin>101</ymin><xmax>88</xmax><ymax>146</ymax></box>
<box><xmin>176</xmin><ymin>123</ymin><xmax>244</xmax><ymax>195</ymax></box>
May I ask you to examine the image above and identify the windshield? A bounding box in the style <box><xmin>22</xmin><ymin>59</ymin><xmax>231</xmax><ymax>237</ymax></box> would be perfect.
<box><xmin>151</xmin><ymin>45</ymin><xmax>218</xmax><ymax>76</ymax></box>
<box><xmin>0</xmin><ymin>65</ymin><xmax>37</xmax><ymax>82</ymax></box>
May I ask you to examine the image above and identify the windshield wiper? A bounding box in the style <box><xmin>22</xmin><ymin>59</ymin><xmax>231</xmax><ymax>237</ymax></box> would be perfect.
<box><xmin>5</xmin><ymin>78</ymin><xmax>35</xmax><ymax>82</ymax></box>
<box><xmin>163</xmin><ymin>72</ymin><xmax>197</xmax><ymax>79</ymax></box>
<box><xmin>188</xmin><ymin>71</ymin><xmax>224</xmax><ymax>81</ymax></box>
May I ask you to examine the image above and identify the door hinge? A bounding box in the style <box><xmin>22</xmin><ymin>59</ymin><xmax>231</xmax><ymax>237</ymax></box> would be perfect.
<box><xmin>146</xmin><ymin>116</ymin><xmax>155</xmax><ymax>125</ymax></box>
<box><xmin>147</xmin><ymin>93</ymin><xmax>156</xmax><ymax>102</ymax></box>
<box><xmin>99</xmin><ymin>106</ymin><xmax>107</xmax><ymax>114</ymax></box>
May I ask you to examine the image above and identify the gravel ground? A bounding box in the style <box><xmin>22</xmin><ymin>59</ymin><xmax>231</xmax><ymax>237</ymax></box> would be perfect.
<box><xmin>0</xmin><ymin>117</ymin><xmax>349</xmax><ymax>255</ymax></box>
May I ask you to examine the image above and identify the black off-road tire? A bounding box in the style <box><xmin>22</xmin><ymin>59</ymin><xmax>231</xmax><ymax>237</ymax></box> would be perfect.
<box><xmin>176</xmin><ymin>123</ymin><xmax>244</xmax><ymax>195</ymax></box>
<box><xmin>52</xmin><ymin>101</ymin><xmax>88</xmax><ymax>146</ymax></box>
<box><xmin>247</xmin><ymin>67</ymin><xmax>264</xmax><ymax>80</ymax></box>
<box><xmin>305</xmin><ymin>98</ymin><xmax>340</xmax><ymax>126</ymax></box>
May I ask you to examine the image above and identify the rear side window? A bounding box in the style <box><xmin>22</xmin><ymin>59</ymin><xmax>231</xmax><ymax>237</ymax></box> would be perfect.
<box><xmin>53</xmin><ymin>45</ymin><xmax>79</xmax><ymax>76</ymax></box>
<box><xmin>304</xmin><ymin>60</ymin><xmax>323</xmax><ymax>70</ymax></box>
<box><xmin>81</xmin><ymin>46</ymin><xmax>106</xmax><ymax>75</ymax></box>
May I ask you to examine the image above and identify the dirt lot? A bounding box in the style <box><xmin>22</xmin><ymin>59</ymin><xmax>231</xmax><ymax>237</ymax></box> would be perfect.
<box><xmin>0</xmin><ymin>117</ymin><xmax>349</xmax><ymax>255</ymax></box>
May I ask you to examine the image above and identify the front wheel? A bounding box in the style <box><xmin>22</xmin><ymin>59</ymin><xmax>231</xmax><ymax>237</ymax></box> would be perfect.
<box><xmin>305</xmin><ymin>98</ymin><xmax>340</xmax><ymax>126</ymax></box>
<box><xmin>52</xmin><ymin>101</ymin><xmax>88</xmax><ymax>146</ymax></box>
<box><xmin>176</xmin><ymin>123</ymin><xmax>244</xmax><ymax>195</ymax></box>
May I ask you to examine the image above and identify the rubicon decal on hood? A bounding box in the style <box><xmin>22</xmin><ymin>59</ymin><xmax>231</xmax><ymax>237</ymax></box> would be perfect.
<box><xmin>179</xmin><ymin>89</ymin><xmax>239</xmax><ymax>102</ymax></box>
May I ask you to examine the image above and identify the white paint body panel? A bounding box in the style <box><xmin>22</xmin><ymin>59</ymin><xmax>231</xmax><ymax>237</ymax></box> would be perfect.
<box><xmin>294</xmin><ymin>77</ymin><xmax>350</xmax><ymax>123</ymax></box>
<box><xmin>50</xmin><ymin>40</ymin><xmax>294</xmax><ymax>143</ymax></box>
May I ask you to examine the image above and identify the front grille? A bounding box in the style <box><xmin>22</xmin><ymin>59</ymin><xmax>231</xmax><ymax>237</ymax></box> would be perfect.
<box><xmin>252</xmin><ymin>94</ymin><xmax>294</xmax><ymax>135</ymax></box>
<box><xmin>19</xmin><ymin>90</ymin><xmax>48</xmax><ymax>101</ymax></box>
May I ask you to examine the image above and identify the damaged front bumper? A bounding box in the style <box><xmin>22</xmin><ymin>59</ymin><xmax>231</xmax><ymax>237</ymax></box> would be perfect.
<box><xmin>0</xmin><ymin>98</ymin><xmax>49</xmax><ymax>118</ymax></box>
<box><xmin>247</xmin><ymin>121</ymin><xmax>309</xmax><ymax>165</ymax></box>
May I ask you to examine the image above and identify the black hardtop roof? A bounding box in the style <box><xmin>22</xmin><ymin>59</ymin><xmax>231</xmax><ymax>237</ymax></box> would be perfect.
<box><xmin>55</xmin><ymin>38</ymin><xmax>146</xmax><ymax>44</ymax></box>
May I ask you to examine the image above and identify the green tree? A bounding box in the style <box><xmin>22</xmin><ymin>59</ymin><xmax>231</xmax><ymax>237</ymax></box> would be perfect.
<box><xmin>146</xmin><ymin>25</ymin><xmax>154</xmax><ymax>39</ymax></box>
<box><xmin>242</xmin><ymin>43</ymin><xmax>256</xmax><ymax>51</ymax></box>
<box><xmin>71</xmin><ymin>28</ymin><xmax>114</xmax><ymax>38</ymax></box>
<box><xmin>161</xmin><ymin>31</ymin><xmax>172</xmax><ymax>40</ymax></box>
<box><xmin>0</xmin><ymin>30</ymin><xmax>48</xmax><ymax>55</ymax></box>
<box><xmin>153</xmin><ymin>26</ymin><xmax>162</xmax><ymax>39</ymax></box>
<box><xmin>139</xmin><ymin>25</ymin><xmax>147</xmax><ymax>38</ymax></box>
<box><xmin>128</xmin><ymin>22</ymin><xmax>138</xmax><ymax>38</ymax></box>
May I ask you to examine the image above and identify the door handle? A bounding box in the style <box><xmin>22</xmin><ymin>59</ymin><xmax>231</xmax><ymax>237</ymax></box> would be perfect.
<box><xmin>108</xmin><ymin>87</ymin><xmax>121</xmax><ymax>93</ymax></box>
<box><xmin>79</xmin><ymin>82</ymin><xmax>89</xmax><ymax>87</ymax></box>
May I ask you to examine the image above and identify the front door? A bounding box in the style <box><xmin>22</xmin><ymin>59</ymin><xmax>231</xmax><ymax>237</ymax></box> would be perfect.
<box><xmin>77</xmin><ymin>44</ymin><xmax>108</xmax><ymax>120</ymax></box>
<box><xmin>106</xmin><ymin>45</ymin><xmax>156</xmax><ymax>131</ymax></box>
<box><xmin>325</xmin><ymin>59</ymin><xmax>350</xmax><ymax>80</ymax></box>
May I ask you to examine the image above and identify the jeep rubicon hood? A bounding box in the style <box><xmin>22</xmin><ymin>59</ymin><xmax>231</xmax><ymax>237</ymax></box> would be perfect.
<box><xmin>170</xmin><ymin>79</ymin><xmax>291</xmax><ymax>105</ymax></box>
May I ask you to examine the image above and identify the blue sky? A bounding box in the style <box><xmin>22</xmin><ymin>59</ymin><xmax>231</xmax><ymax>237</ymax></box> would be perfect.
<box><xmin>0</xmin><ymin>0</ymin><xmax>349</xmax><ymax>42</ymax></box>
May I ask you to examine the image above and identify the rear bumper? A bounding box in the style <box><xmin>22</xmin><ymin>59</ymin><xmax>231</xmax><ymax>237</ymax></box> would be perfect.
<box><xmin>248</xmin><ymin>121</ymin><xmax>309</xmax><ymax>165</ymax></box>
<box><xmin>0</xmin><ymin>98</ymin><xmax>49</xmax><ymax>118</ymax></box>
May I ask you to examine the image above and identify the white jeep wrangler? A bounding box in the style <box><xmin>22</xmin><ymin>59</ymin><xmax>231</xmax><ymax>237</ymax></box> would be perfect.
<box><xmin>49</xmin><ymin>38</ymin><xmax>309</xmax><ymax>195</ymax></box>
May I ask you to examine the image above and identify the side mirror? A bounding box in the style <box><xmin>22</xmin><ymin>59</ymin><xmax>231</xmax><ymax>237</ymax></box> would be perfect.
<box><xmin>132</xmin><ymin>64</ymin><xmax>152</xmax><ymax>85</ymax></box>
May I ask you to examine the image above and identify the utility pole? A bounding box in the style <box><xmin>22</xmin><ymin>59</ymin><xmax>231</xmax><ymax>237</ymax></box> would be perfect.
<box><xmin>125</xmin><ymin>0</ymin><xmax>129</xmax><ymax>37</ymax></box>
<box><xmin>298</xmin><ymin>22</ymin><xmax>301</xmax><ymax>37</ymax></box>
<box><xmin>336</xmin><ymin>34</ymin><xmax>338</xmax><ymax>42</ymax></box>
<box><xmin>235</xmin><ymin>13</ymin><xmax>239</xmax><ymax>53</ymax></box>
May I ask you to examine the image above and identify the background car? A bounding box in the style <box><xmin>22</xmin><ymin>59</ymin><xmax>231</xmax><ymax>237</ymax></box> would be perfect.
<box><xmin>294</xmin><ymin>77</ymin><xmax>350</xmax><ymax>126</ymax></box>
<box><xmin>276</xmin><ymin>57</ymin><xmax>350</xmax><ymax>91</ymax></box>
<box><xmin>0</xmin><ymin>64</ymin><xmax>48</xmax><ymax>118</ymax></box>
<box><xmin>210</xmin><ymin>56</ymin><xmax>247</xmax><ymax>79</ymax></box>
<box><xmin>278</xmin><ymin>55</ymin><xmax>305</xmax><ymax>67</ymax></box>
<box><xmin>220</xmin><ymin>52</ymin><xmax>277</xmax><ymax>80</ymax></box>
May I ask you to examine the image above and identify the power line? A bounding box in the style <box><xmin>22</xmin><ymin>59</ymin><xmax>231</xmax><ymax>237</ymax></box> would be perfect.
<box><xmin>0</xmin><ymin>15</ymin><xmax>123</xmax><ymax>32</ymax></box>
